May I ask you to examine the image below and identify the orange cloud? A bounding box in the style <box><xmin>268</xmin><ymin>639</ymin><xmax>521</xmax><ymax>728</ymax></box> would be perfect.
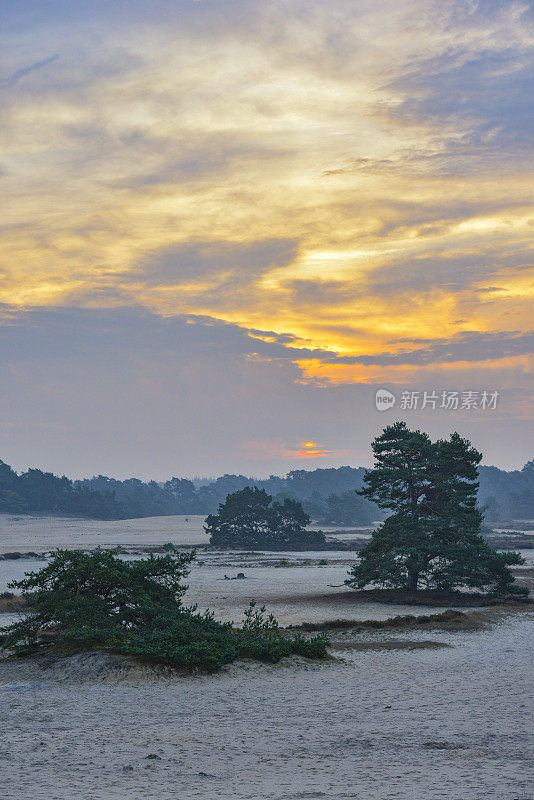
<box><xmin>294</xmin><ymin>448</ymin><xmax>331</xmax><ymax>458</ymax></box>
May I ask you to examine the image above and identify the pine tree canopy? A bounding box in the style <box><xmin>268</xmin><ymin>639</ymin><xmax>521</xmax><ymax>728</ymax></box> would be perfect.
<box><xmin>346</xmin><ymin>422</ymin><xmax>525</xmax><ymax>596</ymax></box>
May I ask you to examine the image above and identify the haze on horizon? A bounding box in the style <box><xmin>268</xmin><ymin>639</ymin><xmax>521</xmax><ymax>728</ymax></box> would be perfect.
<box><xmin>0</xmin><ymin>0</ymin><xmax>532</xmax><ymax>480</ymax></box>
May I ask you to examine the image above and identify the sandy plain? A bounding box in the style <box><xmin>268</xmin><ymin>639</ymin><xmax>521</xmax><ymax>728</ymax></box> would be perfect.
<box><xmin>1</xmin><ymin>514</ymin><xmax>533</xmax><ymax>800</ymax></box>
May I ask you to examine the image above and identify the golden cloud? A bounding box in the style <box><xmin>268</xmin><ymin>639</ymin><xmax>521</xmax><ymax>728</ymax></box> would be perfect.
<box><xmin>0</xmin><ymin>0</ymin><xmax>532</xmax><ymax>385</ymax></box>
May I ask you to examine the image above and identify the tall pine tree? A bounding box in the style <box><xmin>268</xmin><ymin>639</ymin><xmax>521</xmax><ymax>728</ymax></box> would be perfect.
<box><xmin>347</xmin><ymin>423</ymin><xmax>525</xmax><ymax>596</ymax></box>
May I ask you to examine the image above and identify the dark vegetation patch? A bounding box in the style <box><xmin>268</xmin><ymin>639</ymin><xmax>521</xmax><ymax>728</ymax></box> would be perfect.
<box><xmin>316</xmin><ymin>588</ymin><xmax>533</xmax><ymax>608</ymax></box>
<box><xmin>288</xmin><ymin>609</ymin><xmax>486</xmax><ymax>633</ymax></box>
<box><xmin>331</xmin><ymin>640</ymin><xmax>450</xmax><ymax>651</ymax></box>
<box><xmin>423</xmin><ymin>741</ymin><xmax>467</xmax><ymax>750</ymax></box>
<box><xmin>484</xmin><ymin>532</ymin><xmax>534</xmax><ymax>550</ymax></box>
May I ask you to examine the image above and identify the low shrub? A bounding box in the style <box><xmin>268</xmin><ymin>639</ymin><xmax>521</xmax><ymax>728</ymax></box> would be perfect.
<box><xmin>1</xmin><ymin>550</ymin><xmax>328</xmax><ymax>671</ymax></box>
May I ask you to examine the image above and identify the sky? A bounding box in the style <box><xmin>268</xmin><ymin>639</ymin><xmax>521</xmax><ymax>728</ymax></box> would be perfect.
<box><xmin>0</xmin><ymin>0</ymin><xmax>532</xmax><ymax>479</ymax></box>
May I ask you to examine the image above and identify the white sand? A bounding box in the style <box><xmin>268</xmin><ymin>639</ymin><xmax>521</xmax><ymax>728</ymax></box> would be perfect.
<box><xmin>0</xmin><ymin>613</ymin><xmax>532</xmax><ymax>800</ymax></box>
<box><xmin>0</xmin><ymin>513</ymin><xmax>209</xmax><ymax>553</ymax></box>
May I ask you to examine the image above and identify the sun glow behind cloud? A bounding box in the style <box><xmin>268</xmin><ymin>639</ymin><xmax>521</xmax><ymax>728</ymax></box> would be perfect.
<box><xmin>240</xmin><ymin>439</ymin><xmax>336</xmax><ymax>461</ymax></box>
<box><xmin>294</xmin><ymin>441</ymin><xmax>331</xmax><ymax>457</ymax></box>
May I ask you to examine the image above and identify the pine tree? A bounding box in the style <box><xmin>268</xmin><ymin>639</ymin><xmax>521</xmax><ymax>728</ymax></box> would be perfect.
<box><xmin>205</xmin><ymin>486</ymin><xmax>326</xmax><ymax>549</ymax></box>
<box><xmin>346</xmin><ymin>423</ymin><xmax>525</xmax><ymax>596</ymax></box>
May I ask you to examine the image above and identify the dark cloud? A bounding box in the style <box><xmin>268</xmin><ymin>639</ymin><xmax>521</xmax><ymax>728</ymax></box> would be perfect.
<box><xmin>368</xmin><ymin>247</ymin><xmax>533</xmax><ymax>296</ymax></box>
<box><xmin>325</xmin><ymin>330</ymin><xmax>534</xmax><ymax>367</ymax></box>
<box><xmin>0</xmin><ymin>54</ymin><xmax>59</xmax><ymax>89</ymax></box>
<box><xmin>3</xmin><ymin>306</ymin><xmax>530</xmax><ymax>372</ymax></box>
<box><xmin>0</xmin><ymin>305</ymin><xmax>331</xmax><ymax>365</ymax></box>
<box><xmin>125</xmin><ymin>238</ymin><xmax>299</xmax><ymax>287</ymax></box>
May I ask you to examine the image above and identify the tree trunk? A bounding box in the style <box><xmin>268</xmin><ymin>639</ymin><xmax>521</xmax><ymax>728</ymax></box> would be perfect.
<box><xmin>407</xmin><ymin>570</ymin><xmax>419</xmax><ymax>593</ymax></box>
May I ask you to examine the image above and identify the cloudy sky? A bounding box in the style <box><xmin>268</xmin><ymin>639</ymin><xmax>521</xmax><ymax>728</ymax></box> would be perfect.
<box><xmin>0</xmin><ymin>0</ymin><xmax>532</xmax><ymax>478</ymax></box>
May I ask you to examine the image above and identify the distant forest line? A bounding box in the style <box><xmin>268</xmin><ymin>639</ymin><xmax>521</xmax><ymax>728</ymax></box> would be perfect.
<box><xmin>0</xmin><ymin>458</ymin><xmax>533</xmax><ymax>525</ymax></box>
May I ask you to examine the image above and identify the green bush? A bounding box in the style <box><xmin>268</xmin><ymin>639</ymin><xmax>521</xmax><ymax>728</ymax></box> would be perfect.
<box><xmin>1</xmin><ymin>550</ymin><xmax>328</xmax><ymax>671</ymax></box>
